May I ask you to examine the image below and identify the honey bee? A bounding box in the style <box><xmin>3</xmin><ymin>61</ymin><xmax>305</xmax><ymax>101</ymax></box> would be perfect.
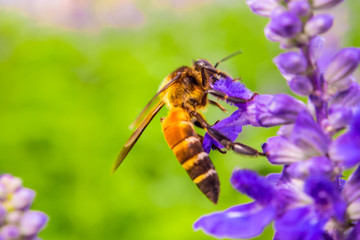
<box><xmin>113</xmin><ymin>54</ymin><xmax>263</xmax><ymax>204</ymax></box>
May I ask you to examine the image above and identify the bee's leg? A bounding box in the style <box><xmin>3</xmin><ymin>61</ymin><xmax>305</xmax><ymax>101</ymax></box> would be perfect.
<box><xmin>196</xmin><ymin>133</ymin><xmax>227</xmax><ymax>154</ymax></box>
<box><xmin>189</xmin><ymin>110</ymin><xmax>265</xmax><ymax>157</ymax></box>
<box><xmin>208</xmin><ymin>99</ymin><xmax>226</xmax><ymax>112</ymax></box>
<box><xmin>193</xmin><ymin>120</ymin><xmax>204</xmax><ymax>129</ymax></box>
<box><xmin>207</xmin><ymin>89</ymin><xmax>258</xmax><ymax>104</ymax></box>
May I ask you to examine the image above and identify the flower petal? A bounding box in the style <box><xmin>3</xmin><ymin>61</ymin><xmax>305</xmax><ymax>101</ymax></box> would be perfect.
<box><xmin>329</xmin><ymin>109</ymin><xmax>360</xmax><ymax>168</ymax></box>
<box><xmin>304</xmin><ymin>14</ymin><xmax>333</xmax><ymax>36</ymax></box>
<box><xmin>246</xmin><ymin>0</ymin><xmax>280</xmax><ymax>17</ymax></box>
<box><xmin>285</xmin><ymin>156</ymin><xmax>333</xmax><ymax>179</ymax></box>
<box><xmin>247</xmin><ymin>94</ymin><xmax>309</xmax><ymax>127</ymax></box>
<box><xmin>231</xmin><ymin>169</ymin><xmax>274</xmax><ymax>204</ymax></box>
<box><xmin>202</xmin><ymin>109</ymin><xmax>249</xmax><ymax>153</ymax></box>
<box><xmin>343</xmin><ymin>166</ymin><xmax>360</xmax><ymax>220</ymax></box>
<box><xmin>324</xmin><ymin>48</ymin><xmax>360</xmax><ymax>84</ymax></box>
<box><xmin>274</xmin><ymin>51</ymin><xmax>307</xmax><ymax>75</ymax></box>
<box><xmin>194</xmin><ymin>202</ymin><xmax>275</xmax><ymax>239</ymax></box>
<box><xmin>211</xmin><ymin>77</ymin><xmax>253</xmax><ymax>104</ymax></box>
<box><xmin>264</xmin><ymin>111</ymin><xmax>329</xmax><ymax>164</ymax></box>
<box><xmin>275</xmin><ymin>206</ymin><xmax>327</xmax><ymax>240</ymax></box>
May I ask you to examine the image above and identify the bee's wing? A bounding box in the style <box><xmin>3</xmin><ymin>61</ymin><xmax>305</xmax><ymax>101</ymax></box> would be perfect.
<box><xmin>112</xmin><ymin>100</ymin><xmax>165</xmax><ymax>173</ymax></box>
<box><xmin>112</xmin><ymin>73</ymin><xmax>181</xmax><ymax>173</ymax></box>
<box><xmin>130</xmin><ymin>73</ymin><xmax>181</xmax><ymax>129</ymax></box>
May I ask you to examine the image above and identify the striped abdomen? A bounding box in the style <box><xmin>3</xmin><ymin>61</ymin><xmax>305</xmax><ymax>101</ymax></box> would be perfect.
<box><xmin>161</xmin><ymin>107</ymin><xmax>220</xmax><ymax>203</ymax></box>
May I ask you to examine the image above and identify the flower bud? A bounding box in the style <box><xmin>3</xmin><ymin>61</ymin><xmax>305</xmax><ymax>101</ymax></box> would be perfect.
<box><xmin>327</xmin><ymin>107</ymin><xmax>353</xmax><ymax>131</ymax></box>
<box><xmin>304</xmin><ymin>14</ymin><xmax>333</xmax><ymax>36</ymax></box>
<box><xmin>309</xmin><ymin>36</ymin><xmax>324</xmax><ymax>63</ymax></box>
<box><xmin>20</xmin><ymin>211</ymin><xmax>48</xmax><ymax>236</ymax></box>
<box><xmin>264</xmin><ymin>25</ymin><xmax>284</xmax><ymax>42</ymax></box>
<box><xmin>11</xmin><ymin>188</ymin><xmax>35</xmax><ymax>210</ymax></box>
<box><xmin>288</xmin><ymin>0</ymin><xmax>311</xmax><ymax>17</ymax></box>
<box><xmin>1</xmin><ymin>224</ymin><xmax>20</xmax><ymax>239</ymax></box>
<box><xmin>6</xmin><ymin>211</ymin><xmax>22</xmax><ymax>224</ymax></box>
<box><xmin>288</xmin><ymin>75</ymin><xmax>313</xmax><ymax>96</ymax></box>
<box><xmin>0</xmin><ymin>175</ymin><xmax>22</xmax><ymax>193</ymax></box>
<box><xmin>324</xmin><ymin>48</ymin><xmax>360</xmax><ymax>85</ymax></box>
<box><xmin>269</xmin><ymin>11</ymin><xmax>302</xmax><ymax>38</ymax></box>
<box><xmin>274</xmin><ymin>51</ymin><xmax>307</xmax><ymax>74</ymax></box>
<box><xmin>246</xmin><ymin>0</ymin><xmax>280</xmax><ymax>17</ymax></box>
<box><xmin>312</xmin><ymin>0</ymin><xmax>344</xmax><ymax>10</ymax></box>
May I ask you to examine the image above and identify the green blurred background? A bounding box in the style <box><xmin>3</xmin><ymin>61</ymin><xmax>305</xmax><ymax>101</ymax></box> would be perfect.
<box><xmin>0</xmin><ymin>0</ymin><xmax>359</xmax><ymax>239</ymax></box>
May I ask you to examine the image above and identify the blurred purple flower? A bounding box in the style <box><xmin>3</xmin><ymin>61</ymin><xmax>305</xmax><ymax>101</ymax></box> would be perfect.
<box><xmin>0</xmin><ymin>174</ymin><xmax>48</xmax><ymax>239</ymax></box>
<box><xmin>0</xmin><ymin>0</ymin><xmax>145</xmax><ymax>30</ymax></box>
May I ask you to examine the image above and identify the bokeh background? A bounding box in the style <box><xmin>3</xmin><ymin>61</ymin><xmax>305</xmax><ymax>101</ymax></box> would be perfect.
<box><xmin>0</xmin><ymin>0</ymin><xmax>359</xmax><ymax>239</ymax></box>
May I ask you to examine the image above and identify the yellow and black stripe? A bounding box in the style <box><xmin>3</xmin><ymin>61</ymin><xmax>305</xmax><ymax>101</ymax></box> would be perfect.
<box><xmin>162</xmin><ymin>107</ymin><xmax>220</xmax><ymax>203</ymax></box>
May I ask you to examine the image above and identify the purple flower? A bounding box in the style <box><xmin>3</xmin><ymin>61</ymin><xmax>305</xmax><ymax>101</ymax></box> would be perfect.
<box><xmin>194</xmin><ymin>170</ymin><xmax>276</xmax><ymax>239</ymax></box>
<box><xmin>324</xmin><ymin>48</ymin><xmax>360</xmax><ymax>85</ymax></box>
<box><xmin>195</xmin><ymin>0</ymin><xmax>360</xmax><ymax>239</ymax></box>
<box><xmin>195</xmin><ymin>170</ymin><xmax>346</xmax><ymax>239</ymax></box>
<box><xmin>0</xmin><ymin>174</ymin><xmax>48</xmax><ymax>238</ymax></box>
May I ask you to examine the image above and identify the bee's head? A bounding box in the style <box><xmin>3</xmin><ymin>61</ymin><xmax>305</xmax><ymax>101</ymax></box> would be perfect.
<box><xmin>193</xmin><ymin>59</ymin><xmax>213</xmax><ymax>72</ymax></box>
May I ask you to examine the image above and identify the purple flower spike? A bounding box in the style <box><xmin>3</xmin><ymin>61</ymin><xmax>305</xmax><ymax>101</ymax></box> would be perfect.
<box><xmin>274</xmin><ymin>51</ymin><xmax>307</xmax><ymax>74</ymax></box>
<box><xmin>0</xmin><ymin>174</ymin><xmax>48</xmax><ymax>239</ymax></box>
<box><xmin>312</xmin><ymin>0</ymin><xmax>344</xmax><ymax>10</ymax></box>
<box><xmin>20</xmin><ymin>211</ymin><xmax>48</xmax><ymax>236</ymax></box>
<box><xmin>196</xmin><ymin>0</ymin><xmax>360</xmax><ymax>238</ymax></box>
<box><xmin>324</xmin><ymin>48</ymin><xmax>360</xmax><ymax>84</ymax></box>
<box><xmin>194</xmin><ymin>202</ymin><xmax>275</xmax><ymax>239</ymax></box>
<box><xmin>231</xmin><ymin>169</ymin><xmax>274</xmax><ymax>204</ymax></box>
<box><xmin>304</xmin><ymin>14</ymin><xmax>333</xmax><ymax>36</ymax></box>
<box><xmin>269</xmin><ymin>11</ymin><xmax>302</xmax><ymax>38</ymax></box>
<box><xmin>288</xmin><ymin>0</ymin><xmax>311</xmax><ymax>17</ymax></box>
<box><xmin>246</xmin><ymin>0</ymin><xmax>280</xmax><ymax>17</ymax></box>
<box><xmin>288</xmin><ymin>75</ymin><xmax>313</xmax><ymax>96</ymax></box>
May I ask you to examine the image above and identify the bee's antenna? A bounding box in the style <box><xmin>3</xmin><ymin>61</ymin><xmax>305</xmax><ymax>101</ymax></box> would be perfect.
<box><xmin>214</xmin><ymin>50</ymin><xmax>243</xmax><ymax>68</ymax></box>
